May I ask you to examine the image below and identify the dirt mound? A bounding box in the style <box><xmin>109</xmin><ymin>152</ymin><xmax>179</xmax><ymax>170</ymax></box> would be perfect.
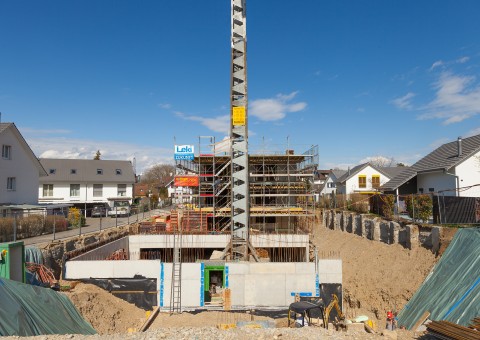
<box><xmin>311</xmin><ymin>224</ymin><xmax>438</xmax><ymax>324</ymax></box>
<box><xmin>63</xmin><ymin>282</ymin><xmax>147</xmax><ymax>334</ymax></box>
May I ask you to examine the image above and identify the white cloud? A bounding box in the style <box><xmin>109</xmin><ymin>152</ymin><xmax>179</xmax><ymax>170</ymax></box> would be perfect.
<box><xmin>27</xmin><ymin>136</ymin><xmax>172</xmax><ymax>174</ymax></box>
<box><xmin>175</xmin><ymin>111</ymin><xmax>230</xmax><ymax>134</ymax></box>
<box><xmin>158</xmin><ymin>103</ymin><xmax>172</xmax><ymax>109</ymax></box>
<box><xmin>250</xmin><ymin>91</ymin><xmax>307</xmax><ymax>121</ymax></box>
<box><xmin>391</xmin><ymin>92</ymin><xmax>416</xmax><ymax>110</ymax></box>
<box><xmin>457</xmin><ymin>56</ymin><xmax>470</xmax><ymax>64</ymax></box>
<box><xmin>430</xmin><ymin>60</ymin><xmax>444</xmax><ymax>70</ymax></box>
<box><xmin>465</xmin><ymin>126</ymin><xmax>480</xmax><ymax>137</ymax></box>
<box><xmin>18</xmin><ymin>127</ymin><xmax>72</xmax><ymax>135</ymax></box>
<box><xmin>419</xmin><ymin>72</ymin><xmax>480</xmax><ymax>125</ymax></box>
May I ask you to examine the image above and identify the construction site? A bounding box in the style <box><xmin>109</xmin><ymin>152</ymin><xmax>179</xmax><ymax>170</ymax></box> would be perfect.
<box><xmin>1</xmin><ymin>1</ymin><xmax>479</xmax><ymax>339</ymax></box>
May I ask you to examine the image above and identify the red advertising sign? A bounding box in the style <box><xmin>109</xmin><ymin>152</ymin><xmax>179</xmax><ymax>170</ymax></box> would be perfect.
<box><xmin>174</xmin><ymin>176</ymin><xmax>199</xmax><ymax>187</ymax></box>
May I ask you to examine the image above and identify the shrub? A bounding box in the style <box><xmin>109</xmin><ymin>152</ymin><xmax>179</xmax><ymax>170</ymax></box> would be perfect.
<box><xmin>380</xmin><ymin>194</ymin><xmax>395</xmax><ymax>219</ymax></box>
<box><xmin>67</xmin><ymin>208</ymin><xmax>86</xmax><ymax>228</ymax></box>
<box><xmin>405</xmin><ymin>194</ymin><xmax>433</xmax><ymax>222</ymax></box>
<box><xmin>348</xmin><ymin>194</ymin><xmax>369</xmax><ymax>214</ymax></box>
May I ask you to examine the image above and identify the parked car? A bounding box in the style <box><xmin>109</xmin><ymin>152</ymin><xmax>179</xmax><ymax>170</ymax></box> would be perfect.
<box><xmin>91</xmin><ymin>205</ymin><xmax>108</xmax><ymax>218</ymax></box>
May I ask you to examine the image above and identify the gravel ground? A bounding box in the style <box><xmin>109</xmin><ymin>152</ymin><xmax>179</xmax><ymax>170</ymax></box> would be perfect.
<box><xmin>1</xmin><ymin>326</ymin><xmax>423</xmax><ymax>340</ymax></box>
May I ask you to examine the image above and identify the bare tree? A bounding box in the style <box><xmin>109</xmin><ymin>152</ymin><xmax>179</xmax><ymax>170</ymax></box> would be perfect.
<box><xmin>367</xmin><ymin>156</ymin><xmax>396</xmax><ymax>167</ymax></box>
<box><xmin>140</xmin><ymin>164</ymin><xmax>175</xmax><ymax>198</ymax></box>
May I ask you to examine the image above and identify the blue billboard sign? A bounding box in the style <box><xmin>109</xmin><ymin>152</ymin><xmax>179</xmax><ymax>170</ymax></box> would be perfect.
<box><xmin>174</xmin><ymin>145</ymin><xmax>194</xmax><ymax>161</ymax></box>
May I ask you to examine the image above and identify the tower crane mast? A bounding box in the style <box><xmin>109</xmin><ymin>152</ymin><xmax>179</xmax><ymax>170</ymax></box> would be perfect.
<box><xmin>230</xmin><ymin>0</ymin><xmax>250</xmax><ymax>260</ymax></box>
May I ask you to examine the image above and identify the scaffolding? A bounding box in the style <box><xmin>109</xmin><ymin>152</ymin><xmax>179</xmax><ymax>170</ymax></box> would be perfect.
<box><xmin>173</xmin><ymin>139</ymin><xmax>318</xmax><ymax>236</ymax></box>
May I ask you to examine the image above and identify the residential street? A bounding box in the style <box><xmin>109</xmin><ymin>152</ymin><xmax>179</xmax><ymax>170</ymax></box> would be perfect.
<box><xmin>22</xmin><ymin>209</ymin><xmax>165</xmax><ymax>246</ymax></box>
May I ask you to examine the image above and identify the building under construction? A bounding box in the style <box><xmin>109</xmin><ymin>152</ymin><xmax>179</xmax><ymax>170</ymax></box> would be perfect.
<box><xmin>172</xmin><ymin>140</ymin><xmax>319</xmax><ymax>262</ymax></box>
<box><xmin>64</xmin><ymin>0</ymin><xmax>342</xmax><ymax>312</ymax></box>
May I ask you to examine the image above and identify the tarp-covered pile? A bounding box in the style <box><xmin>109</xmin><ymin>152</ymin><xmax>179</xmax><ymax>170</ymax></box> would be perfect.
<box><xmin>0</xmin><ymin>278</ymin><xmax>96</xmax><ymax>336</ymax></box>
<box><xmin>397</xmin><ymin>227</ymin><xmax>480</xmax><ymax>329</ymax></box>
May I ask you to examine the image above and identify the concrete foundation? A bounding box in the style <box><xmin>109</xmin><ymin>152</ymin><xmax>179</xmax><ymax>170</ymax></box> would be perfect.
<box><xmin>64</xmin><ymin>234</ymin><xmax>342</xmax><ymax>309</ymax></box>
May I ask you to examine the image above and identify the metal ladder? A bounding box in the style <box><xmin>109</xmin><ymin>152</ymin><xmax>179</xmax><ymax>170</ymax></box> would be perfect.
<box><xmin>170</xmin><ymin>228</ymin><xmax>182</xmax><ymax>313</ymax></box>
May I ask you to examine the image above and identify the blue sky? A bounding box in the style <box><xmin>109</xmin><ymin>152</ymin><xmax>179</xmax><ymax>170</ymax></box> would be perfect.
<box><xmin>2</xmin><ymin>1</ymin><xmax>480</xmax><ymax>174</ymax></box>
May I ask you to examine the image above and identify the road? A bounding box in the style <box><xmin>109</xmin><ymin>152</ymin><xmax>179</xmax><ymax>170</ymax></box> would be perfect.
<box><xmin>22</xmin><ymin>209</ymin><xmax>166</xmax><ymax>246</ymax></box>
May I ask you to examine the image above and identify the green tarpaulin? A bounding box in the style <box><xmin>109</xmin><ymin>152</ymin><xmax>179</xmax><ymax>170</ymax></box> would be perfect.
<box><xmin>397</xmin><ymin>227</ymin><xmax>480</xmax><ymax>329</ymax></box>
<box><xmin>0</xmin><ymin>278</ymin><xmax>96</xmax><ymax>336</ymax></box>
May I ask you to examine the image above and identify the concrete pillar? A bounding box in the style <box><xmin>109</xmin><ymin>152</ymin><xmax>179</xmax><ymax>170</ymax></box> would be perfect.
<box><xmin>354</xmin><ymin>215</ymin><xmax>363</xmax><ymax>236</ymax></box>
<box><xmin>431</xmin><ymin>226</ymin><xmax>441</xmax><ymax>254</ymax></box>
<box><xmin>322</xmin><ymin>209</ymin><xmax>327</xmax><ymax>228</ymax></box>
<box><xmin>372</xmin><ymin>219</ymin><xmax>381</xmax><ymax>241</ymax></box>
<box><xmin>329</xmin><ymin>210</ymin><xmax>335</xmax><ymax>229</ymax></box>
<box><xmin>335</xmin><ymin>212</ymin><xmax>342</xmax><ymax>231</ymax></box>
<box><xmin>379</xmin><ymin>221</ymin><xmax>389</xmax><ymax>244</ymax></box>
<box><xmin>390</xmin><ymin>221</ymin><xmax>400</xmax><ymax>245</ymax></box>
<box><xmin>406</xmin><ymin>224</ymin><xmax>419</xmax><ymax>250</ymax></box>
<box><xmin>346</xmin><ymin>212</ymin><xmax>353</xmax><ymax>233</ymax></box>
<box><xmin>363</xmin><ymin>218</ymin><xmax>372</xmax><ymax>239</ymax></box>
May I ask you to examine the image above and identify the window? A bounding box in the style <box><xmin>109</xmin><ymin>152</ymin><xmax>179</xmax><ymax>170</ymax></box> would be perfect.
<box><xmin>7</xmin><ymin>177</ymin><xmax>16</xmax><ymax>191</ymax></box>
<box><xmin>429</xmin><ymin>188</ymin><xmax>435</xmax><ymax>192</ymax></box>
<box><xmin>70</xmin><ymin>184</ymin><xmax>80</xmax><ymax>197</ymax></box>
<box><xmin>117</xmin><ymin>184</ymin><xmax>127</xmax><ymax>197</ymax></box>
<box><xmin>49</xmin><ymin>169</ymin><xmax>56</xmax><ymax>174</ymax></box>
<box><xmin>358</xmin><ymin>175</ymin><xmax>367</xmax><ymax>188</ymax></box>
<box><xmin>2</xmin><ymin>145</ymin><xmax>11</xmax><ymax>159</ymax></box>
<box><xmin>97</xmin><ymin>169</ymin><xmax>103</xmax><ymax>175</ymax></box>
<box><xmin>115</xmin><ymin>169</ymin><xmax>122</xmax><ymax>175</ymax></box>
<box><xmin>43</xmin><ymin>184</ymin><xmax>54</xmax><ymax>197</ymax></box>
<box><xmin>71</xmin><ymin>169</ymin><xmax>77</xmax><ymax>174</ymax></box>
<box><xmin>93</xmin><ymin>184</ymin><xmax>103</xmax><ymax>197</ymax></box>
<box><xmin>327</xmin><ymin>182</ymin><xmax>336</xmax><ymax>188</ymax></box>
<box><xmin>372</xmin><ymin>175</ymin><xmax>380</xmax><ymax>188</ymax></box>
<box><xmin>419</xmin><ymin>188</ymin><xmax>424</xmax><ymax>194</ymax></box>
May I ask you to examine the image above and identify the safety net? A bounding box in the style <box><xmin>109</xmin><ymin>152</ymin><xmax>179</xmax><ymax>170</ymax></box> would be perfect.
<box><xmin>0</xmin><ymin>278</ymin><xmax>96</xmax><ymax>336</ymax></box>
<box><xmin>397</xmin><ymin>227</ymin><xmax>480</xmax><ymax>329</ymax></box>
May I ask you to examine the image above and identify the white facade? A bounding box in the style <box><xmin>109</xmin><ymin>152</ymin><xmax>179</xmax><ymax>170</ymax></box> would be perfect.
<box><xmin>338</xmin><ymin>165</ymin><xmax>390</xmax><ymax>195</ymax></box>
<box><xmin>0</xmin><ymin>124</ymin><xmax>46</xmax><ymax>205</ymax></box>
<box><xmin>417</xmin><ymin>150</ymin><xmax>480</xmax><ymax>197</ymax></box>
<box><xmin>38</xmin><ymin>182</ymin><xmax>134</xmax><ymax>206</ymax></box>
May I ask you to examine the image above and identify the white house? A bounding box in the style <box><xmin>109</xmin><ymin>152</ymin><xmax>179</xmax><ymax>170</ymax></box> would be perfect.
<box><xmin>382</xmin><ymin>135</ymin><xmax>480</xmax><ymax>197</ymax></box>
<box><xmin>0</xmin><ymin>123</ymin><xmax>47</xmax><ymax>210</ymax></box>
<box><xmin>336</xmin><ymin>163</ymin><xmax>402</xmax><ymax>196</ymax></box>
<box><xmin>38</xmin><ymin>159</ymin><xmax>135</xmax><ymax>214</ymax></box>
<box><xmin>318</xmin><ymin>169</ymin><xmax>347</xmax><ymax>198</ymax></box>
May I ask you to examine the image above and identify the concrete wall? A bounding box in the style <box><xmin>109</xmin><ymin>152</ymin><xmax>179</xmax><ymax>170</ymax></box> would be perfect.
<box><xmin>321</xmin><ymin>209</ymin><xmax>451</xmax><ymax>254</ymax></box>
<box><xmin>64</xmin><ymin>259</ymin><xmax>342</xmax><ymax>309</ymax></box>
<box><xmin>128</xmin><ymin>234</ymin><xmax>310</xmax><ymax>260</ymax></box>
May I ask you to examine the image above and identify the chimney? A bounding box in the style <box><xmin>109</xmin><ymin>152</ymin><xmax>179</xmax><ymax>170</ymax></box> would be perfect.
<box><xmin>457</xmin><ymin>137</ymin><xmax>462</xmax><ymax>157</ymax></box>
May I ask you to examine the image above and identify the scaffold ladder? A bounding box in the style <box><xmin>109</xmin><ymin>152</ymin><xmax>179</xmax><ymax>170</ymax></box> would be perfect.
<box><xmin>170</xmin><ymin>221</ymin><xmax>182</xmax><ymax>313</ymax></box>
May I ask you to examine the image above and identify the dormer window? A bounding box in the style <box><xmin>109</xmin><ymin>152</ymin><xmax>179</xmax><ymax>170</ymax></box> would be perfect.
<box><xmin>97</xmin><ymin>169</ymin><xmax>103</xmax><ymax>175</ymax></box>
<box><xmin>49</xmin><ymin>169</ymin><xmax>56</xmax><ymax>174</ymax></box>
<box><xmin>116</xmin><ymin>169</ymin><xmax>122</xmax><ymax>175</ymax></box>
<box><xmin>71</xmin><ymin>169</ymin><xmax>77</xmax><ymax>174</ymax></box>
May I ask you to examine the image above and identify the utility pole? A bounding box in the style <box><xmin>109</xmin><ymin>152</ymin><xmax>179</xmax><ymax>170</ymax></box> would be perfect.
<box><xmin>230</xmin><ymin>0</ymin><xmax>250</xmax><ymax>260</ymax></box>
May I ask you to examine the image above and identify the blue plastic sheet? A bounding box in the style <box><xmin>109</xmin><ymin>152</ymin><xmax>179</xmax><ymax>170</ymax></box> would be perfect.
<box><xmin>0</xmin><ymin>278</ymin><xmax>96</xmax><ymax>336</ymax></box>
<box><xmin>397</xmin><ymin>228</ymin><xmax>480</xmax><ymax>329</ymax></box>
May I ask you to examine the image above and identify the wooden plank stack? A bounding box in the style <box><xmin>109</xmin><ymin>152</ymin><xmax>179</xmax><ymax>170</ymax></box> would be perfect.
<box><xmin>426</xmin><ymin>320</ymin><xmax>480</xmax><ymax>340</ymax></box>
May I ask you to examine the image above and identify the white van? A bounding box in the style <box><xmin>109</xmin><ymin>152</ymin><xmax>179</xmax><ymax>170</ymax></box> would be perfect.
<box><xmin>108</xmin><ymin>200</ymin><xmax>131</xmax><ymax>217</ymax></box>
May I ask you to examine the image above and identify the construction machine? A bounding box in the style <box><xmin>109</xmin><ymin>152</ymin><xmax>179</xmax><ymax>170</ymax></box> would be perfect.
<box><xmin>323</xmin><ymin>294</ymin><xmax>347</xmax><ymax>330</ymax></box>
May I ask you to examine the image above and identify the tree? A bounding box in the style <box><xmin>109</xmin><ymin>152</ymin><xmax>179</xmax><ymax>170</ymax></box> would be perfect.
<box><xmin>396</xmin><ymin>162</ymin><xmax>406</xmax><ymax>167</ymax></box>
<box><xmin>364</xmin><ymin>156</ymin><xmax>396</xmax><ymax>167</ymax></box>
<box><xmin>140</xmin><ymin>164</ymin><xmax>175</xmax><ymax>199</ymax></box>
<box><xmin>94</xmin><ymin>150</ymin><xmax>101</xmax><ymax>160</ymax></box>
<box><xmin>405</xmin><ymin>194</ymin><xmax>433</xmax><ymax>223</ymax></box>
